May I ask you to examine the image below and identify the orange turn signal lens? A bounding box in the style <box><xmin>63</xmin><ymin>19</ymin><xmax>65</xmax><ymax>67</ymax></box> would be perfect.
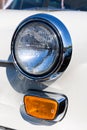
<box><xmin>24</xmin><ymin>96</ymin><xmax>58</xmax><ymax>120</ymax></box>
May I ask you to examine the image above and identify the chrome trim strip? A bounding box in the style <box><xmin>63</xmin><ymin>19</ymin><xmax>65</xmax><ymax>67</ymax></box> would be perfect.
<box><xmin>0</xmin><ymin>56</ymin><xmax>13</xmax><ymax>66</ymax></box>
<box><xmin>0</xmin><ymin>60</ymin><xmax>13</xmax><ymax>64</ymax></box>
<box><xmin>0</xmin><ymin>60</ymin><xmax>13</xmax><ymax>67</ymax></box>
<box><xmin>20</xmin><ymin>90</ymin><xmax>68</xmax><ymax>125</ymax></box>
<box><xmin>11</xmin><ymin>13</ymin><xmax>72</xmax><ymax>81</ymax></box>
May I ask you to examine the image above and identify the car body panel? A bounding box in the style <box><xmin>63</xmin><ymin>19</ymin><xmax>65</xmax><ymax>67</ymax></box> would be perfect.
<box><xmin>0</xmin><ymin>10</ymin><xmax>87</xmax><ymax>130</ymax></box>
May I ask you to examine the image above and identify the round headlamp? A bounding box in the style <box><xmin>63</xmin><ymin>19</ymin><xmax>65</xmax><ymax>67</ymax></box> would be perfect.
<box><xmin>11</xmin><ymin>14</ymin><xmax>72</xmax><ymax>81</ymax></box>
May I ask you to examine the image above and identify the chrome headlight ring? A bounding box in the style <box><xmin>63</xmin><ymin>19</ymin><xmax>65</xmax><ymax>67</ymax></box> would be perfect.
<box><xmin>11</xmin><ymin>14</ymin><xmax>72</xmax><ymax>81</ymax></box>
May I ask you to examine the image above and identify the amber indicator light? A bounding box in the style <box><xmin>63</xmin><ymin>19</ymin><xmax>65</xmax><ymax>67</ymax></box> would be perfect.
<box><xmin>24</xmin><ymin>96</ymin><xmax>58</xmax><ymax>120</ymax></box>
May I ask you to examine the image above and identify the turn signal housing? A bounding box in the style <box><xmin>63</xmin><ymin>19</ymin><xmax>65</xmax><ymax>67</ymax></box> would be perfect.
<box><xmin>24</xmin><ymin>96</ymin><xmax>58</xmax><ymax>120</ymax></box>
<box><xmin>21</xmin><ymin>90</ymin><xmax>68</xmax><ymax>125</ymax></box>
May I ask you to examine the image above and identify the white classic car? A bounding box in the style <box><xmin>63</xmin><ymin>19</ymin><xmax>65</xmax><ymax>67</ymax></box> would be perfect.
<box><xmin>0</xmin><ymin>0</ymin><xmax>87</xmax><ymax>130</ymax></box>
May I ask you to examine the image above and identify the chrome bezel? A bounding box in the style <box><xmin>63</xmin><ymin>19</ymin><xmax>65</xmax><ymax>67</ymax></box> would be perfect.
<box><xmin>11</xmin><ymin>14</ymin><xmax>72</xmax><ymax>81</ymax></box>
<box><xmin>20</xmin><ymin>90</ymin><xmax>68</xmax><ymax>125</ymax></box>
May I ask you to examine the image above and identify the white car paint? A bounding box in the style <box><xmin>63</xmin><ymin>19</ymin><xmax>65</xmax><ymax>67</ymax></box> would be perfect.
<box><xmin>0</xmin><ymin>10</ymin><xmax>87</xmax><ymax>130</ymax></box>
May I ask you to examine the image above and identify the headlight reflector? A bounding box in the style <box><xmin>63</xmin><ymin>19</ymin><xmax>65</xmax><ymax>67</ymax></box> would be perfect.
<box><xmin>14</xmin><ymin>22</ymin><xmax>60</xmax><ymax>76</ymax></box>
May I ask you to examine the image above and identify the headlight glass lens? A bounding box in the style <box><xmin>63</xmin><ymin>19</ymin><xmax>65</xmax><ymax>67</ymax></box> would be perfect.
<box><xmin>14</xmin><ymin>21</ymin><xmax>60</xmax><ymax>76</ymax></box>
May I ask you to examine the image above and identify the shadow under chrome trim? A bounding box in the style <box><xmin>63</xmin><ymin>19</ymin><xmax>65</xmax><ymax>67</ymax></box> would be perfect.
<box><xmin>0</xmin><ymin>126</ymin><xmax>16</xmax><ymax>130</ymax></box>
